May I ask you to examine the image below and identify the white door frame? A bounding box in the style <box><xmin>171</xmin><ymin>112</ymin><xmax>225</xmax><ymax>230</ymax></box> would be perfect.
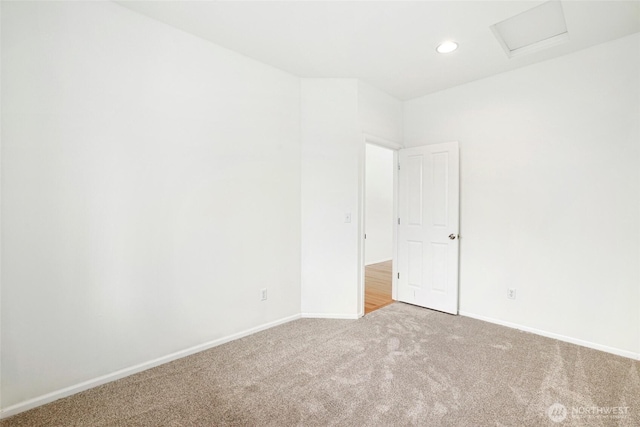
<box><xmin>358</xmin><ymin>133</ymin><xmax>403</xmax><ymax>317</ymax></box>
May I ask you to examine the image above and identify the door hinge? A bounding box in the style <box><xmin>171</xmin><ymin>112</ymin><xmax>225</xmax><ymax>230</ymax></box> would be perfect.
<box><xmin>397</xmin><ymin>272</ymin><xmax>400</xmax><ymax>279</ymax></box>
<box><xmin>398</xmin><ymin>218</ymin><xmax>400</xmax><ymax>225</ymax></box>
<box><xmin>364</xmin><ymin>233</ymin><xmax>367</xmax><ymax>239</ymax></box>
<box><xmin>398</xmin><ymin>163</ymin><xmax>400</xmax><ymax>170</ymax></box>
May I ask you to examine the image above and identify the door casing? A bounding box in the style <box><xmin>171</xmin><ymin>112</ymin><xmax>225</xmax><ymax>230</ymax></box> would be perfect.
<box><xmin>358</xmin><ymin>133</ymin><xmax>402</xmax><ymax>317</ymax></box>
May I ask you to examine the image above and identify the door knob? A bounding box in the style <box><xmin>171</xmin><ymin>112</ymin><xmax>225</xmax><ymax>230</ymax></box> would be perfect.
<box><xmin>449</xmin><ymin>234</ymin><xmax>458</xmax><ymax>240</ymax></box>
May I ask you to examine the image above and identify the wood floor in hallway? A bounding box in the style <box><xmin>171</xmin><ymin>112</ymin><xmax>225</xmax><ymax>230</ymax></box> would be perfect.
<box><xmin>364</xmin><ymin>260</ymin><xmax>394</xmax><ymax>314</ymax></box>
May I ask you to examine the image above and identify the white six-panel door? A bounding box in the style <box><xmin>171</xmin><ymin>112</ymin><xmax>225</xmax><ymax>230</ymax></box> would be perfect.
<box><xmin>397</xmin><ymin>142</ymin><xmax>459</xmax><ymax>314</ymax></box>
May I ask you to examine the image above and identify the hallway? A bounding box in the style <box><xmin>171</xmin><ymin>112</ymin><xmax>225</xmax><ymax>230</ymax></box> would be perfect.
<box><xmin>364</xmin><ymin>260</ymin><xmax>393</xmax><ymax>314</ymax></box>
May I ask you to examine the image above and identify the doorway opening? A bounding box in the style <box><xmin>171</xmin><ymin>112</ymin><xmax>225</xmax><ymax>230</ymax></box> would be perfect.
<box><xmin>364</xmin><ymin>143</ymin><xmax>395</xmax><ymax>314</ymax></box>
<box><xmin>358</xmin><ymin>138</ymin><xmax>460</xmax><ymax>317</ymax></box>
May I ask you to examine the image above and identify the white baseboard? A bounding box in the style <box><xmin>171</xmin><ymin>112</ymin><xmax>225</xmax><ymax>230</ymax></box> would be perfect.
<box><xmin>301</xmin><ymin>313</ymin><xmax>360</xmax><ymax>320</ymax></box>
<box><xmin>459</xmin><ymin>311</ymin><xmax>640</xmax><ymax>361</ymax></box>
<box><xmin>365</xmin><ymin>258</ymin><xmax>392</xmax><ymax>266</ymax></box>
<box><xmin>0</xmin><ymin>313</ymin><xmax>301</xmax><ymax>419</ymax></box>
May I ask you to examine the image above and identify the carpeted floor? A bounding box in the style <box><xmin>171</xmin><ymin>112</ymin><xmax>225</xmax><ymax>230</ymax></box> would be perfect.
<box><xmin>2</xmin><ymin>303</ymin><xmax>639</xmax><ymax>426</ymax></box>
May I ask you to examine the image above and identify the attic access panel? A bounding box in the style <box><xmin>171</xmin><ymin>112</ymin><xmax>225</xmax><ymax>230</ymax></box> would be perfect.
<box><xmin>491</xmin><ymin>0</ymin><xmax>569</xmax><ymax>58</ymax></box>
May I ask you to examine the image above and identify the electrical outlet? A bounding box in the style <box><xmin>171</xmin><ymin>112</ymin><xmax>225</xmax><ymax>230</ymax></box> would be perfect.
<box><xmin>261</xmin><ymin>288</ymin><xmax>268</xmax><ymax>301</ymax></box>
<box><xmin>507</xmin><ymin>288</ymin><xmax>516</xmax><ymax>300</ymax></box>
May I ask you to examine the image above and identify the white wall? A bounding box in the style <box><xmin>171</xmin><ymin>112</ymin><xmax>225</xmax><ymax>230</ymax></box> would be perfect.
<box><xmin>300</xmin><ymin>80</ymin><xmax>403</xmax><ymax>317</ymax></box>
<box><xmin>300</xmin><ymin>79</ymin><xmax>361</xmax><ymax>318</ymax></box>
<box><xmin>1</xmin><ymin>1</ymin><xmax>301</xmax><ymax>410</ymax></box>
<box><xmin>358</xmin><ymin>81</ymin><xmax>403</xmax><ymax>144</ymax></box>
<box><xmin>404</xmin><ymin>33</ymin><xmax>640</xmax><ymax>357</ymax></box>
<box><xmin>365</xmin><ymin>144</ymin><xmax>394</xmax><ymax>265</ymax></box>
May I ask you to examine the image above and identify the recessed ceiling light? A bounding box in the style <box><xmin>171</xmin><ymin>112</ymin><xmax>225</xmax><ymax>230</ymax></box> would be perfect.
<box><xmin>436</xmin><ymin>41</ymin><xmax>458</xmax><ymax>54</ymax></box>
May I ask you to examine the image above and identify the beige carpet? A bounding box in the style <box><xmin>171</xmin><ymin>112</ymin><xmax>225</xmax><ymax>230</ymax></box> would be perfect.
<box><xmin>2</xmin><ymin>303</ymin><xmax>639</xmax><ymax>426</ymax></box>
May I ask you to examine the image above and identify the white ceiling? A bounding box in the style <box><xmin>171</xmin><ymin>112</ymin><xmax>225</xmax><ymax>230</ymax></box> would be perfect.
<box><xmin>117</xmin><ymin>1</ymin><xmax>640</xmax><ymax>100</ymax></box>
